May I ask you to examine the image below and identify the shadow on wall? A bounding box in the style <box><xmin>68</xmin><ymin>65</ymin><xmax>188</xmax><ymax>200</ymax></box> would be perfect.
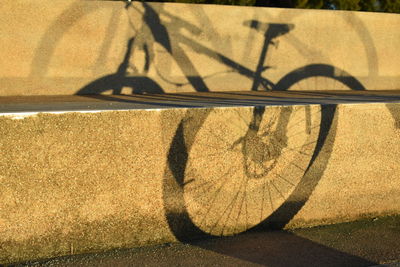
<box><xmin>75</xmin><ymin>2</ymin><xmax>367</xmax><ymax>95</ymax></box>
<box><xmin>386</xmin><ymin>103</ymin><xmax>400</xmax><ymax>129</ymax></box>
<box><xmin>25</xmin><ymin>1</ymin><xmax>398</xmax><ymax>263</ymax></box>
<box><xmin>73</xmin><ymin>2</ymin><xmax>400</xmax><ymax>237</ymax></box>
<box><xmin>31</xmin><ymin>0</ymin><xmax>399</xmax><ymax>96</ymax></box>
<box><xmin>162</xmin><ymin>104</ymin><xmax>338</xmax><ymax>239</ymax></box>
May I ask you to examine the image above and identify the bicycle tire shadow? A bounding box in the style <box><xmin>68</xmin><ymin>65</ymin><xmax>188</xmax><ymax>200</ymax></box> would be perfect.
<box><xmin>385</xmin><ymin>103</ymin><xmax>400</xmax><ymax>129</ymax></box>
<box><xmin>163</xmin><ymin>104</ymin><xmax>337</xmax><ymax>237</ymax></box>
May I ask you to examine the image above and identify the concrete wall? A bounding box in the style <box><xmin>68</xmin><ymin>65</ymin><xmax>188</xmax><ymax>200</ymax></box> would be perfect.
<box><xmin>1</xmin><ymin>0</ymin><xmax>399</xmax><ymax>96</ymax></box>
<box><xmin>1</xmin><ymin>100</ymin><xmax>400</xmax><ymax>263</ymax></box>
<box><xmin>1</xmin><ymin>0</ymin><xmax>400</xmax><ymax>263</ymax></box>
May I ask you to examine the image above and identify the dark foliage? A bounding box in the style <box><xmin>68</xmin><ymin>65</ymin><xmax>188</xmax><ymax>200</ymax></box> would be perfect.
<box><xmin>139</xmin><ymin>0</ymin><xmax>400</xmax><ymax>12</ymax></box>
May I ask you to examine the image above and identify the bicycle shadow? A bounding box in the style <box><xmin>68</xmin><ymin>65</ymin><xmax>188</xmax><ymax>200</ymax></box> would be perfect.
<box><xmin>72</xmin><ymin>3</ymin><xmax>400</xmax><ymax>260</ymax></box>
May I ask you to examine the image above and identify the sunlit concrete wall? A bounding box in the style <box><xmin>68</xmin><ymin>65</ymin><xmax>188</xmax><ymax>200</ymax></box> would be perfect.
<box><xmin>1</xmin><ymin>0</ymin><xmax>400</xmax><ymax>264</ymax></box>
<box><xmin>1</xmin><ymin>102</ymin><xmax>400</xmax><ymax>263</ymax></box>
<box><xmin>0</xmin><ymin>0</ymin><xmax>399</xmax><ymax>96</ymax></box>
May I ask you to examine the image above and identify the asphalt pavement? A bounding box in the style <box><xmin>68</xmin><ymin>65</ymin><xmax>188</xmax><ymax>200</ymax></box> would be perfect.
<box><xmin>13</xmin><ymin>215</ymin><xmax>400</xmax><ymax>267</ymax></box>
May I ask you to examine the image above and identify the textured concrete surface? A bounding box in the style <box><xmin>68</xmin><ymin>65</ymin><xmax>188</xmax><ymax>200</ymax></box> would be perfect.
<box><xmin>1</xmin><ymin>92</ymin><xmax>400</xmax><ymax>263</ymax></box>
<box><xmin>1</xmin><ymin>0</ymin><xmax>400</xmax><ymax>264</ymax></box>
<box><xmin>1</xmin><ymin>0</ymin><xmax>399</xmax><ymax>95</ymax></box>
<box><xmin>14</xmin><ymin>215</ymin><xmax>400</xmax><ymax>266</ymax></box>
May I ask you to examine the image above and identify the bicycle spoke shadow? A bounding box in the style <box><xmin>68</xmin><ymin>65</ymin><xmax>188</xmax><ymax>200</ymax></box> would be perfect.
<box><xmin>163</xmin><ymin>104</ymin><xmax>338</xmax><ymax>238</ymax></box>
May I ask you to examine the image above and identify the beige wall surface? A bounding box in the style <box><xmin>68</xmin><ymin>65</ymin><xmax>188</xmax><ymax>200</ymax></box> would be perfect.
<box><xmin>1</xmin><ymin>102</ymin><xmax>400</xmax><ymax>263</ymax></box>
<box><xmin>0</xmin><ymin>0</ymin><xmax>399</xmax><ymax>96</ymax></box>
<box><xmin>1</xmin><ymin>0</ymin><xmax>399</xmax><ymax>263</ymax></box>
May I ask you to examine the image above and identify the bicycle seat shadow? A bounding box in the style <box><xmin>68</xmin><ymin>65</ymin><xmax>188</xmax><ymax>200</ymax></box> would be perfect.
<box><xmin>243</xmin><ymin>21</ymin><xmax>295</xmax><ymax>39</ymax></box>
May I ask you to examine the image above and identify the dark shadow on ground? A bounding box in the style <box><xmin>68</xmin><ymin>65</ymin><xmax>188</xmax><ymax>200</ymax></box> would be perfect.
<box><xmin>15</xmin><ymin>215</ymin><xmax>400</xmax><ymax>267</ymax></box>
<box><xmin>189</xmin><ymin>230</ymin><xmax>376</xmax><ymax>267</ymax></box>
<box><xmin>18</xmin><ymin>219</ymin><xmax>400</xmax><ymax>266</ymax></box>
